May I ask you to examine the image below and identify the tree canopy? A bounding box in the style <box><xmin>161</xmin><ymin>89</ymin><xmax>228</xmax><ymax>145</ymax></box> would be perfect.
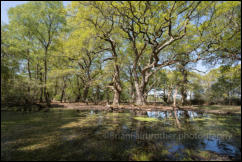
<box><xmin>1</xmin><ymin>1</ymin><xmax>241</xmax><ymax>106</ymax></box>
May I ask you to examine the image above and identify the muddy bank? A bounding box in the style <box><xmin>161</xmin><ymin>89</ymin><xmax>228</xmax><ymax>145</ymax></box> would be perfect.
<box><xmin>50</xmin><ymin>102</ymin><xmax>173</xmax><ymax>111</ymax></box>
<box><xmin>2</xmin><ymin>102</ymin><xmax>240</xmax><ymax>115</ymax></box>
<box><xmin>49</xmin><ymin>102</ymin><xmax>240</xmax><ymax>115</ymax></box>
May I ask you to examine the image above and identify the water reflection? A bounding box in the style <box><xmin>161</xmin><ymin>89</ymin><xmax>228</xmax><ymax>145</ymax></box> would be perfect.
<box><xmin>173</xmin><ymin>109</ymin><xmax>181</xmax><ymax>128</ymax></box>
<box><xmin>146</xmin><ymin>109</ymin><xmax>202</xmax><ymax>120</ymax></box>
<box><xmin>1</xmin><ymin>109</ymin><xmax>241</xmax><ymax>161</ymax></box>
<box><xmin>88</xmin><ymin>109</ymin><xmax>241</xmax><ymax>160</ymax></box>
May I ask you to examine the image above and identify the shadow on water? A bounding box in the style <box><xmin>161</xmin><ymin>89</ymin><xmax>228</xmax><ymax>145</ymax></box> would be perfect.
<box><xmin>1</xmin><ymin>108</ymin><xmax>241</xmax><ymax>161</ymax></box>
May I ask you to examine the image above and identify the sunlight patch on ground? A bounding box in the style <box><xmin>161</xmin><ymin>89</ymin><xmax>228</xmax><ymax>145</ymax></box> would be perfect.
<box><xmin>133</xmin><ymin>116</ymin><xmax>160</xmax><ymax>122</ymax></box>
<box><xmin>18</xmin><ymin>142</ymin><xmax>50</xmax><ymax>151</ymax></box>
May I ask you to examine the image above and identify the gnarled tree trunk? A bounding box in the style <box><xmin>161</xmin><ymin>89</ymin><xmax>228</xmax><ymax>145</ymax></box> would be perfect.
<box><xmin>134</xmin><ymin>81</ymin><xmax>146</xmax><ymax>105</ymax></box>
<box><xmin>113</xmin><ymin>88</ymin><xmax>121</xmax><ymax>105</ymax></box>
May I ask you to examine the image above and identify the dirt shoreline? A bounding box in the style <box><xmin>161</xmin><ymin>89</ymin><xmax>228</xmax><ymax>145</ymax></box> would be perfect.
<box><xmin>48</xmin><ymin>102</ymin><xmax>241</xmax><ymax>115</ymax></box>
<box><xmin>2</xmin><ymin>102</ymin><xmax>240</xmax><ymax>115</ymax></box>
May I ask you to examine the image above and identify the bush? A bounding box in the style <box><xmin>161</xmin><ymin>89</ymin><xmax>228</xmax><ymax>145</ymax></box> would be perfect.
<box><xmin>190</xmin><ymin>98</ymin><xmax>205</xmax><ymax>105</ymax></box>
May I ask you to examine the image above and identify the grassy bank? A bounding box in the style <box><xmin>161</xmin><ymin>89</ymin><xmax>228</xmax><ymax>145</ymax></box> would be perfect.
<box><xmin>180</xmin><ymin>105</ymin><xmax>241</xmax><ymax>114</ymax></box>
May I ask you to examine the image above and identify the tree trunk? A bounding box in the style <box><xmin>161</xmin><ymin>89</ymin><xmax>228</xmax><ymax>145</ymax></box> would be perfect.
<box><xmin>75</xmin><ymin>77</ymin><xmax>82</xmax><ymax>102</ymax></box>
<box><xmin>181</xmin><ymin>86</ymin><xmax>187</xmax><ymax>106</ymax></box>
<box><xmin>95</xmin><ymin>85</ymin><xmax>100</xmax><ymax>104</ymax></box>
<box><xmin>167</xmin><ymin>88</ymin><xmax>172</xmax><ymax>104</ymax></box>
<box><xmin>105</xmin><ymin>37</ymin><xmax>122</xmax><ymax>106</ymax></box>
<box><xmin>179</xmin><ymin>63</ymin><xmax>188</xmax><ymax>106</ymax></box>
<box><xmin>112</xmin><ymin>64</ymin><xmax>122</xmax><ymax>106</ymax></box>
<box><xmin>27</xmin><ymin>57</ymin><xmax>32</xmax><ymax>94</ymax></box>
<box><xmin>83</xmin><ymin>86</ymin><xmax>89</xmax><ymax>104</ymax></box>
<box><xmin>27</xmin><ymin>59</ymin><xmax>31</xmax><ymax>80</ymax></box>
<box><xmin>128</xmin><ymin>66</ymin><xmax>136</xmax><ymax>103</ymax></box>
<box><xmin>75</xmin><ymin>86</ymin><xmax>82</xmax><ymax>102</ymax></box>
<box><xmin>132</xmin><ymin>65</ymin><xmax>151</xmax><ymax>106</ymax></box>
<box><xmin>131</xmin><ymin>91</ymin><xmax>136</xmax><ymax>103</ymax></box>
<box><xmin>75</xmin><ymin>94</ymin><xmax>81</xmax><ymax>102</ymax></box>
<box><xmin>134</xmin><ymin>81</ymin><xmax>146</xmax><ymax>105</ymax></box>
<box><xmin>144</xmin><ymin>92</ymin><xmax>148</xmax><ymax>103</ymax></box>
<box><xmin>173</xmin><ymin>87</ymin><xmax>178</xmax><ymax>107</ymax></box>
<box><xmin>130</xmin><ymin>82</ymin><xmax>136</xmax><ymax>103</ymax></box>
<box><xmin>162</xmin><ymin>88</ymin><xmax>167</xmax><ymax>103</ymax></box>
<box><xmin>39</xmin><ymin>71</ymin><xmax>43</xmax><ymax>103</ymax></box>
<box><xmin>60</xmin><ymin>78</ymin><xmax>67</xmax><ymax>103</ymax></box>
<box><xmin>113</xmin><ymin>88</ymin><xmax>120</xmax><ymax>106</ymax></box>
<box><xmin>54</xmin><ymin>79</ymin><xmax>58</xmax><ymax>97</ymax></box>
<box><xmin>173</xmin><ymin>108</ymin><xmax>181</xmax><ymax>128</ymax></box>
<box><xmin>44</xmin><ymin>48</ymin><xmax>50</xmax><ymax>106</ymax></box>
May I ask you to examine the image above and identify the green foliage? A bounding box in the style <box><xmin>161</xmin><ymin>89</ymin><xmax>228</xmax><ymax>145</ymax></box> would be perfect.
<box><xmin>1</xmin><ymin>1</ymin><xmax>241</xmax><ymax>105</ymax></box>
<box><xmin>188</xmin><ymin>64</ymin><xmax>241</xmax><ymax>105</ymax></box>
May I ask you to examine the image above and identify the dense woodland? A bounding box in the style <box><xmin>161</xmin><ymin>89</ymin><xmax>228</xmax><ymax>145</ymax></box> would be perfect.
<box><xmin>1</xmin><ymin>1</ymin><xmax>241</xmax><ymax>107</ymax></box>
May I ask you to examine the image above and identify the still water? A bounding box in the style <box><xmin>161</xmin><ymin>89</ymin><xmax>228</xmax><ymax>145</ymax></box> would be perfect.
<box><xmin>1</xmin><ymin>109</ymin><xmax>241</xmax><ymax>160</ymax></box>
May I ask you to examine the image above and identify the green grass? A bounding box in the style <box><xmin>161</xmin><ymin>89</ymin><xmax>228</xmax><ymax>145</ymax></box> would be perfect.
<box><xmin>133</xmin><ymin>116</ymin><xmax>160</xmax><ymax>122</ymax></box>
<box><xmin>194</xmin><ymin>105</ymin><xmax>241</xmax><ymax>114</ymax></box>
<box><xmin>1</xmin><ymin>110</ymin><xmax>156</xmax><ymax>161</ymax></box>
<box><xmin>1</xmin><ymin>111</ymin><xmax>103</xmax><ymax>160</ymax></box>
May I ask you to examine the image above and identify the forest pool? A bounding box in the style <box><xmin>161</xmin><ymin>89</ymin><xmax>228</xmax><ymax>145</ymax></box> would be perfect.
<box><xmin>1</xmin><ymin>109</ymin><xmax>241</xmax><ymax>161</ymax></box>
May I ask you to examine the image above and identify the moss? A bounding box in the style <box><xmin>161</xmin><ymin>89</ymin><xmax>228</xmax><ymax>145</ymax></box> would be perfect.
<box><xmin>165</xmin><ymin>127</ymin><xmax>179</xmax><ymax>132</ymax></box>
<box><xmin>18</xmin><ymin>142</ymin><xmax>50</xmax><ymax>151</ymax></box>
<box><xmin>196</xmin><ymin>150</ymin><xmax>213</xmax><ymax>160</ymax></box>
<box><xmin>133</xmin><ymin>116</ymin><xmax>159</xmax><ymax>122</ymax></box>
<box><xmin>191</xmin><ymin>117</ymin><xmax>211</xmax><ymax>121</ymax></box>
<box><xmin>131</xmin><ymin>152</ymin><xmax>152</xmax><ymax>161</ymax></box>
<box><xmin>161</xmin><ymin>149</ymin><xmax>169</xmax><ymax>156</ymax></box>
<box><xmin>182</xmin><ymin>157</ymin><xmax>194</xmax><ymax>161</ymax></box>
<box><xmin>60</xmin><ymin>115</ymin><xmax>99</xmax><ymax>129</ymax></box>
<box><xmin>196</xmin><ymin>105</ymin><xmax>241</xmax><ymax>114</ymax></box>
